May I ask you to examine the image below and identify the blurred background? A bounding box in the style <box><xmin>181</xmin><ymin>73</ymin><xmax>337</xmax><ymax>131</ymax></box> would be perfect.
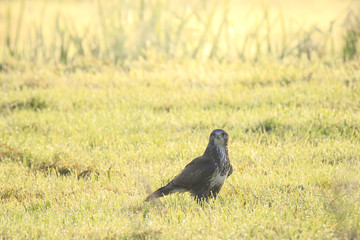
<box><xmin>1</xmin><ymin>0</ymin><xmax>359</xmax><ymax>64</ymax></box>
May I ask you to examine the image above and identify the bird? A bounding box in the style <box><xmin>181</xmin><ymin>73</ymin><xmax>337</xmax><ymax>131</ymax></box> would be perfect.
<box><xmin>145</xmin><ymin>129</ymin><xmax>233</xmax><ymax>203</ymax></box>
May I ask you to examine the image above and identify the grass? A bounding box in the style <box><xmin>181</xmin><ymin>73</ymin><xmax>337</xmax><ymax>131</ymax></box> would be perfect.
<box><xmin>1</xmin><ymin>0</ymin><xmax>360</xmax><ymax>239</ymax></box>
<box><xmin>1</xmin><ymin>0</ymin><xmax>360</xmax><ymax>63</ymax></box>
<box><xmin>1</xmin><ymin>58</ymin><xmax>360</xmax><ymax>239</ymax></box>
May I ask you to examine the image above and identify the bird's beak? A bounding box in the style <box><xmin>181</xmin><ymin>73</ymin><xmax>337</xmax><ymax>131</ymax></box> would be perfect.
<box><xmin>215</xmin><ymin>133</ymin><xmax>221</xmax><ymax>139</ymax></box>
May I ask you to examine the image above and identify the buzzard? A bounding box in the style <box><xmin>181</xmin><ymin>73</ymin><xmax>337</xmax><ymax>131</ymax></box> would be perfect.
<box><xmin>145</xmin><ymin>129</ymin><xmax>233</xmax><ymax>202</ymax></box>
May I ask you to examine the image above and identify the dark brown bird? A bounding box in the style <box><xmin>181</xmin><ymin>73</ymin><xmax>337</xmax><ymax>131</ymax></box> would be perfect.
<box><xmin>145</xmin><ymin>129</ymin><xmax>233</xmax><ymax>202</ymax></box>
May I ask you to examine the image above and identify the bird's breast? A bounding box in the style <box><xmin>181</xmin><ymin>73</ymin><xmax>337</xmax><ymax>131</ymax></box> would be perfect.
<box><xmin>209</xmin><ymin>170</ymin><xmax>228</xmax><ymax>189</ymax></box>
<box><xmin>215</xmin><ymin>146</ymin><xmax>230</xmax><ymax>175</ymax></box>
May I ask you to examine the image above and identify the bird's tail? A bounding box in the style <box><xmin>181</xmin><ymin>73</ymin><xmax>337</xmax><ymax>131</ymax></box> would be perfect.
<box><xmin>145</xmin><ymin>184</ymin><xmax>173</xmax><ymax>202</ymax></box>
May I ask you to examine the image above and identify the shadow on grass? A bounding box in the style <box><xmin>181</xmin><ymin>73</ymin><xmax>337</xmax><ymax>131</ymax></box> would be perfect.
<box><xmin>119</xmin><ymin>229</ymin><xmax>162</xmax><ymax>240</ymax></box>
<box><xmin>244</xmin><ymin>118</ymin><xmax>360</xmax><ymax>139</ymax></box>
<box><xmin>0</xmin><ymin>186</ymin><xmax>44</xmax><ymax>202</ymax></box>
<box><xmin>0</xmin><ymin>144</ymin><xmax>102</xmax><ymax>180</ymax></box>
<box><xmin>0</xmin><ymin>96</ymin><xmax>48</xmax><ymax>114</ymax></box>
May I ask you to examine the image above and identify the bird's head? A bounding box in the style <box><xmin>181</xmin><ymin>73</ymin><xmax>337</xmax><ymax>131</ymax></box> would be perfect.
<box><xmin>209</xmin><ymin>129</ymin><xmax>229</xmax><ymax>147</ymax></box>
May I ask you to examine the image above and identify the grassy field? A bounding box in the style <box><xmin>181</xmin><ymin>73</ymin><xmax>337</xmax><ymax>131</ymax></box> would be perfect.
<box><xmin>1</xmin><ymin>59</ymin><xmax>360</xmax><ymax>239</ymax></box>
<box><xmin>1</xmin><ymin>0</ymin><xmax>360</xmax><ymax>239</ymax></box>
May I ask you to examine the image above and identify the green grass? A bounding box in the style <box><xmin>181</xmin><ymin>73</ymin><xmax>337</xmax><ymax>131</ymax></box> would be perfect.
<box><xmin>1</xmin><ymin>0</ymin><xmax>360</xmax><ymax>238</ymax></box>
<box><xmin>1</xmin><ymin>58</ymin><xmax>360</xmax><ymax>239</ymax></box>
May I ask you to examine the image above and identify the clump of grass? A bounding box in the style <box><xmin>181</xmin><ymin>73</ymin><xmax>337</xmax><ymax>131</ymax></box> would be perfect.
<box><xmin>35</xmin><ymin>157</ymin><xmax>100</xmax><ymax>180</ymax></box>
<box><xmin>120</xmin><ymin>229</ymin><xmax>162</xmax><ymax>240</ymax></box>
<box><xmin>342</xmin><ymin>10</ymin><xmax>360</xmax><ymax>61</ymax></box>
<box><xmin>0</xmin><ymin>144</ymin><xmax>101</xmax><ymax>179</ymax></box>
<box><xmin>245</xmin><ymin>118</ymin><xmax>285</xmax><ymax>134</ymax></box>
<box><xmin>1</xmin><ymin>187</ymin><xmax>27</xmax><ymax>202</ymax></box>
<box><xmin>0</xmin><ymin>186</ymin><xmax>44</xmax><ymax>202</ymax></box>
<box><xmin>0</xmin><ymin>144</ymin><xmax>33</xmax><ymax>167</ymax></box>
<box><xmin>0</xmin><ymin>144</ymin><xmax>22</xmax><ymax>162</ymax></box>
<box><xmin>36</xmin><ymin>160</ymin><xmax>73</xmax><ymax>176</ymax></box>
<box><xmin>0</xmin><ymin>96</ymin><xmax>48</xmax><ymax>113</ymax></box>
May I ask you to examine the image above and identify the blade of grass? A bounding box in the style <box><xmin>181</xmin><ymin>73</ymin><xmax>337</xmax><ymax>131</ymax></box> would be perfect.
<box><xmin>5</xmin><ymin>6</ymin><xmax>13</xmax><ymax>56</ymax></box>
<box><xmin>13</xmin><ymin>0</ymin><xmax>25</xmax><ymax>56</ymax></box>
<box><xmin>192</xmin><ymin>2</ymin><xmax>217</xmax><ymax>58</ymax></box>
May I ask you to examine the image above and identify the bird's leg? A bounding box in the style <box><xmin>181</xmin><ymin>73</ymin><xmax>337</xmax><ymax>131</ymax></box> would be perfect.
<box><xmin>209</xmin><ymin>185</ymin><xmax>223</xmax><ymax>199</ymax></box>
<box><xmin>195</xmin><ymin>195</ymin><xmax>209</xmax><ymax>204</ymax></box>
<box><xmin>209</xmin><ymin>191</ymin><xmax>217</xmax><ymax>199</ymax></box>
<box><xmin>193</xmin><ymin>189</ymin><xmax>210</xmax><ymax>204</ymax></box>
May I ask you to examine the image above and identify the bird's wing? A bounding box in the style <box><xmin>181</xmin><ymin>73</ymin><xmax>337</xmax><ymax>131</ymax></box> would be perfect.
<box><xmin>171</xmin><ymin>156</ymin><xmax>217</xmax><ymax>188</ymax></box>
<box><xmin>227</xmin><ymin>164</ymin><xmax>233</xmax><ymax>178</ymax></box>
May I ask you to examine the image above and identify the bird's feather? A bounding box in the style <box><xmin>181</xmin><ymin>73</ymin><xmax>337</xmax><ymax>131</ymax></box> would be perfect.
<box><xmin>171</xmin><ymin>156</ymin><xmax>217</xmax><ymax>188</ymax></box>
<box><xmin>227</xmin><ymin>165</ymin><xmax>233</xmax><ymax>178</ymax></box>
